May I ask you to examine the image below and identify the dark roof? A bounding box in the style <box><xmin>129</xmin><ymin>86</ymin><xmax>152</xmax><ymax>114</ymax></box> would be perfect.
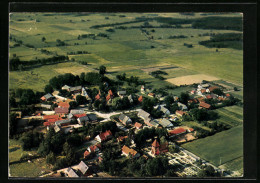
<box><xmin>78</xmin><ymin>116</ymin><xmax>89</xmax><ymax>123</ymax></box>
<box><xmin>70</xmin><ymin>86</ymin><xmax>82</xmax><ymax>92</ymax></box>
<box><xmin>88</xmin><ymin>114</ymin><xmax>97</xmax><ymax>121</ymax></box>
<box><xmin>55</xmin><ymin>119</ymin><xmax>71</xmax><ymax>126</ymax></box>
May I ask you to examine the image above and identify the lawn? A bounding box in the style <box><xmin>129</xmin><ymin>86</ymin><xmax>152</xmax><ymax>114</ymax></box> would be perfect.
<box><xmin>182</xmin><ymin>125</ymin><xmax>243</xmax><ymax>167</ymax></box>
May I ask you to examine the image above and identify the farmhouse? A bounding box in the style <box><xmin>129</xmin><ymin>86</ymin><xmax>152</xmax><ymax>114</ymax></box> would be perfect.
<box><xmin>122</xmin><ymin>145</ymin><xmax>140</xmax><ymax>158</ymax></box>
<box><xmin>119</xmin><ymin>114</ymin><xmax>132</xmax><ymax>125</ymax></box>
<box><xmin>95</xmin><ymin>130</ymin><xmax>112</xmax><ymax>142</ymax></box>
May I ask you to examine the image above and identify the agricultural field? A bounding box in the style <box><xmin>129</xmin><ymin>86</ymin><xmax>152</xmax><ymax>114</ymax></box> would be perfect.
<box><xmin>182</xmin><ymin>125</ymin><xmax>243</xmax><ymax>171</ymax></box>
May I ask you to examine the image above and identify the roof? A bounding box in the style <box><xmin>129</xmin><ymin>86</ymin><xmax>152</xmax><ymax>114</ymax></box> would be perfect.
<box><xmin>117</xmin><ymin>90</ymin><xmax>126</xmax><ymax>95</ymax></box>
<box><xmin>95</xmin><ymin>94</ymin><xmax>101</xmax><ymax>100</ymax></box>
<box><xmin>122</xmin><ymin>145</ymin><xmax>138</xmax><ymax>157</ymax></box>
<box><xmin>138</xmin><ymin>95</ymin><xmax>143</xmax><ymax>102</ymax></box>
<box><xmin>55</xmin><ymin>107</ymin><xmax>69</xmax><ymax>114</ymax></box>
<box><xmin>70</xmin><ymin>86</ymin><xmax>82</xmax><ymax>92</ymax></box>
<box><xmin>159</xmin><ymin>118</ymin><xmax>173</xmax><ymax>128</ymax></box>
<box><xmin>74</xmin><ymin>113</ymin><xmax>87</xmax><ymax>118</ymax></box>
<box><xmin>128</xmin><ymin>95</ymin><xmax>133</xmax><ymax>101</ymax></box>
<box><xmin>177</xmin><ymin>102</ymin><xmax>187</xmax><ymax>110</ymax></box>
<box><xmin>199</xmin><ymin>102</ymin><xmax>211</xmax><ymax>109</ymax></box>
<box><xmin>67</xmin><ymin>168</ymin><xmax>79</xmax><ymax>177</ymax></box>
<box><xmin>119</xmin><ymin>114</ymin><xmax>131</xmax><ymax>124</ymax></box>
<box><xmin>88</xmin><ymin>114</ymin><xmax>97</xmax><ymax>121</ymax></box>
<box><xmin>58</xmin><ymin>101</ymin><xmax>70</xmax><ymax>108</ymax></box>
<box><xmin>43</xmin><ymin>115</ymin><xmax>59</xmax><ymax>120</ymax></box>
<box><xmin>84</xmin><ymin>150</ymin><xmax>91</xmax><ymax>157</ymax></box>
<box><xmin>189</xmin><ymin>128</ymin><xmax>194</xmax><ymax>132</ymax></box>
<box><xmin>169</xmin><ymin>128</ymin><xmax>186</xmax><ymax>136</ymax></box>
<box><xmin>134</xmin><ymin>122</ymin><xmax>142</xmax><ymax>128</ymax></box>
<box><xmin>43</xmin><ymin>93</ymin><xmax>53</xmax><ymax>100</ymax></box>
<box><xmin>108</xmin><ymin>90</ymin><xmax>113</xmax><ymax>96</ymax></box>
<box><xmin>62</xmin><ymin>85</ymin><xmax>71</xmax><ymax>90</ymax></box>
<box><xmin>201</xmin><ymin>89</ymin><xmax>207</xmax><ymax>93</ymax></box>
<box><xmin>47</xmin><ymin>117</ymin><xmax>63</xmax><ymax>123</ymax></box>
<box><xmin>98</xmin><ymin>130</ymin><xmax>112</xmax><ymax>141</ymax></box>
<box><xmin>78</xmin><ymin>161</ymin><xmax>89</xmax><ymax>175</ymax></box>
<box><xmin>54</xmin><ymin>125</ymin><xmax>61</xmax><ymax>133</ymax></box>
<box><xmin>206</xmin><ymin>94</ymin><xmax>212</xmax><ymax>99</ymax></box>
<box><xmin>70</xmin><ymin>109</ymin><xmax>85</xmax><ymax>115</ymax></box>
<box><xmin>197</xmin><ymin>97</ymin><xmax>205</xmax><ymax>102</ymax></box>
<box><xmin>117</xmin><ymin>136</ymin><xmax>128</xmax><ymax>142</ymax></box>
<box><xmin>148</xmin><ymin>93</ymin><xmax>155</xmax><ymax>96</ymax></box>
<box><xmin>226</xmin><ymin>93</ymin><xmax>231</xmax><ymax>97</ymax></box>
<box><xmin>78</xmin><ymin>116</ymin><xmax>89</xmax><ymax>123</ymax></box>
<box><xmin>106</xmin><ymin>94</ymin><xmax>111</xmax><ymax>101</ymax></box>
<box><xmin>209</xmin><ymin>86</ymin><xmax>219</xmax><ymax>92</ymax></box>
<box><xmin>157</xmin><ymin>105</ymin><xmax>169</xmax><ymax>114</ymax></box>
<box><xmin>175</xmin><ymin>110</ymin><xmax>185</xmax><ymax>116</ymax></box>
<box><xmin>138</xmin><ymin>109</ymin><xmax>150</xmax><ymax>120</ymax></box>
<box><xmin>40</xmin><ymin>104</ymin><xmax>52</xmax><ymax>109</ymax></box>
<box><xmin>152</xmin><ymin>139</ymin><xmax>160</xmax><ymax>147</ymax></box>
<box><xmin>55</xmin><ymin>119</ymin><xmax>71</xmax><ymax>126</ymax></box>
<box><xmin>88</xmin><ymin>145</ymin><xmax>99</xmax><ymax>152</ymax></box>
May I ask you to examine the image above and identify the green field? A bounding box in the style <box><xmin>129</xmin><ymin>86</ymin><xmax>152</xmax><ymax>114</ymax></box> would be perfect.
<box><xmin>9</xmin><ymin>13</ymin><xmax>243</xmax><ymax>92</ymax></box>
<box><xmin>182</xmin><ymin>125</ymin><xmax>243</xmax><ymax>168</ymax></box>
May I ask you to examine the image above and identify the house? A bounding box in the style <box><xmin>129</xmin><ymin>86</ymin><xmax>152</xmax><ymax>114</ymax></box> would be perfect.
<box><xmin>141</xmin><ymin>85</ymin><xmax>145</xmax><ymax>94</ymax></box>
<box><xmin>81</xmin><ymin>87</ymin><xmax>89</xmax><ymax>98</ymax></box>
<box><xmin>199</xmin><ymin>102</ymin><xmax>211</xmax><ymax>109</ymax></box>
<box><xmin>148</xmin><ymin>93</ymin><xmax>155</xmax><ymax>98</ymax></box>
<box><xmin>65</xmin><ymin>167</ymin><xmax>79</xmax><ymax>177</ymax></box>
<box><xmin>218</xmin><ymin>96</ymin><xmax>225</xmax><ymax>101</ymax></box>
<box><xmin>40</xmin><ymin>104</ymin><xmax>52</xmax><ymax>109</ymax></box>
<box><xmin>173</xmin><ymin>96</ymin><xmax>179</xmax><ymax>102</ymax></box>
<box><xmin>70</xmin><ymin>109</ymin><xmax>85</xmax><ymax>115</ymax></box>
<box><xmin>188</xmin><ymin>98</ymin><xmax>198</xmax><ymax>104</ymax></box>
<box><xmin>84</xmin><ymin>150</ymin><xmax>91</xmax><ymax>159</ymax></box>
<box><xmin>128</xmin><ymin>95</ymin><xmax>133</xmax><ymax>103</ymax></box>
<box><xmin>41</xmin><ymin>93</ymin><xmax>54</xmax><ymax>101</ymax></box>
<box><xmin>157</xmin><ymin>105</ymin><xmax>170</xmax><ymax>116</ymax></box>
<box><xmin>88</xmin><ymin>114</ymin><xmax>97</xmax><ymax>122</ymax></box>
<box><xmin>197</xmin><ymin>97</ymin><xmax>205</xmax><ymax>103</ymax></box>
<box><xmin>55</xmin><ymin>119</ymin><xmax>72</xmax><ymax>126</ymax></box>
<box><xmin>168</xmin><ymin>128</ymin><xmax>187</xmax><ymax>137</ymax></box>
<box><xmin>122</xmin><ymin>145</ymin><xmax>140</xmax><ymax>158</ymax></box>
<box><xmin>175</xmin><ymin>110</ymin><xmax>186</xmax><ymax>117</ymax></box>
<box><xmin>118</xmin><ymin>114</ymin><xmax>132</xmax><ymax>125</ymax></box>
<box><xmin>117</xmin><ymin>90</ymin><xmax>126</xmax><ymax>98</ymax></box>
<box><xmin>159</xmin><ymin>118</ymin><xmax>173</xmax><ymax>128</ymax></box>
<box><xmin>190</xmin><ymin>90</ymin><xmax>196</xmax><ymax>95</ymax></box>
<box><xmin>177</xmin><ymin>102</ymin><xmax>188</xmax><ymax>111</ymax></box>
<box><xmin>42</xmin><ymin>111</ymin><xmax>56</xmax><ymax>115</ymax></box>
<box><xmin>205</xmin><ymin>94</ymin><xmax>212</xmax><ymax>99</ymax></box>
<box><xmin>55</xmin><ymin>107</ymin><xmax>69</xmax><ymax>114</ymax></box>
<box><xmin>138</xmin><ymin>95</ymin><xmax>143</xmax><ymax>103</ymax></box>
<box><xmin>134</xmin><ymin>122</ymin><xmax>143</xmax><ymax>130</ymax></box>
<box><xmin>43</xmin><ymin>114</ymin><xmax>60</xmax><ymax>121</ymax></box>
<box><xmin>78</xmin><ymin>161</ymin><xmax>92</xmax><ymax>177</ymax></box>
<box><xmin>69</xmin><ymin>86</ymin><xmax>82</xmax><ymax>93</ymax></box>
<box><xmin>208</xmin><ymin>86</ymin><xmax>219</xmax><ymax>92</ymax></box>
<box><xmin>106</xmin><ymin>94</ymin><xmax>112</xmax><ymax>102</ymax></box>
<box><xmin>77</xmin><ymin>116</ymin><xmax>89</xmax><ymax>125</ymax></box>
<box><xmin>67</xmin><ymin>113</ymin><xmax>74</xmax><ymax>119</ymax></box>
<box><xmin>108</xmin><ymin>90</ymin><xmax>113</xmax><ymax>97</ymax></box>
<box><xmin>117</xmin><ymin>136</ymin><xmax>128</xmax><ymax>142</ymax></box>
<box><xmin>58</xmin><ymin>101</ymin><xmax>70</xmax><ymax>109</ymax></box>
<box><xmin>151</xmin><ymin>139</ymin><xmax>168</xmax><ymax>156</ymax></box>
<box><xmin>54</xmin><ymin>125</ymin><xmax>61</xmax><ymax>133</ymax></box>
<box><xmin>62</xmin><ymin>85</ymin><xmax>71</xmax><ymax>91</ymax></box>
<box><xmin>95</xmin><ymin>130</ymin><xmax>112</xmax><ymax>142</ymax></box>
<box><xmin>87</xmin><ymin>145</ymin><xmax>100</xmax><ymax>153</ymax></box>
<box><xmin>226</xmin><ymin>93</ymin><xmax>231</xmax><ymax>97</ymax></box>
<box><xmin>74</xmin><ymin>113</ymin><xmax>87</xmax><ymax>118</ymax></box>
<box><xmin>149</xmin><ymin>119</ymin><xmax>159</xmax><ymax>128</ymax></box>
<box><xmin>138</xmin><ymin>109</ymin><xmax>151</xmax><ymax>121</ymax></box>
<box><xmin>95</xmin><ymin>94</ymin><xmax>101</xmax><ymax>101</ymax></box>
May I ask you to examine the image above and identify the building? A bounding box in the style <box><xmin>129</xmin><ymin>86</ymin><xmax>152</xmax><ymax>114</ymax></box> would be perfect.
<box><xmin>81</xmin><ymin>87</ymin><xmax>90</xmax><ymax>98</ymax></box>
<box><xmin>199</xmin><ymin>102</ymin><xmax>211</xmax><ymax>109</ymax></box>
<box><xmin>138</xmin><ymin>109</ymin><xmax>151</xmax><ymax>121</ymax></box>
<box><xmin>175</xmin><ymin>110</ymin><xmax>186</xmax><ymax>117</ymax></box>
<box><xmin>151</xmin><ymin>139</ymin><xmax>168</xmax><ymax>156</ymax></box>
<box><xmin>134</xmin><ymin>122</ymin><xmax>143</xmax><ymax>130</ymax></box>
<box><xmin>69</xmin><ymin>86</ymin><xmax>82</xmax><ymax>93</ymax></box>
<box><xmin>95</xmin><ymin>130</ymin><xmax>112</xmax><ymax>142</ymax></box>
<box><xmin>78</xmin><ymin>161</ymin><xmax>92</xmax><ymax>177</ymax></box>
<box><xmin>118</xmin><ymin>114</ymin><xmax>132</xmax><ymax>125</ymax></box>
<box><xmin>138</xmin><ymin>95</ymin><xmax>143</xmax><ymax>103</ymax></box>
<box><xmin>148</xmin><ymin>93</ymin><xmax>155</xmax><ymax>98</ymax></box>
<box><xmin>87</xmin><ymin>145</ymin><xmax>100</xmax><ymax>153</ymax></box>
<box><xmin>58</xmin><ymin>101</ymin><xmax>70</xmax><ymax>109</ymax></box>
<box><xmin>54</xmin><ymin>125</ymin><xmax>61</xmax><ymax>133</ymax></box>
<box><xmin>77</xmin><ymin>116</ymin><xmax>89</xmax><ymax>125</ymax></box>
<box><xmin>95</xmin><ymin>94</ymin><xmax>101</xmax><ymax>101</ymax></box>
<box><xmin>168</xmin><ymin>128</ymin><xmax>187</xmax><ymax>138</ymax></box>
<box><xmin>55</xmin><ymin>119</ymin><xmax>72</xmax><ymax>126</ymax></box>
<box><xmin>55</xmin><ymin>107</ymin><xmax>69</xmax><ymax>114</ymax></box>
<box><xmin>65</xmin><ymin>167</ymin><xmax>79</xmax><ymax>177</ymax></box>
<box><xmin>177</xmin><ymin>102</ymin><xmax>188</xmax><ymax>111</ymax></box>
<box><xmin>62</xmin><ymin>85</ymin><xmax>71</xmax><ymax>91</ymax></box>
<box><xmin>88</xmin><ymin>114</ymin><xmax>97</xmax><ymax>122</ymax></box>
<box><xmin>141</xmin><ymin>85</ymin><xmax>145</xmax><ymax>94</ymax></box>
<box><xmin>159</xmin><ymin>118</ymin><xmax>174</xmax><ymax>128</ymax></box>
<box><xmin>117</xmin><ymin>90</ymin><xmax>126</xmax><ymax>98</ymax></box>
<box><xmin>157</xmin><ymin>105</ymin><xmax>170</xmax><ymax>116</ymax></box>
<box><xmin>128</xmin><ymin>95</ymin><xmax>133</xmax><ymax>103</ymax></box>
<box><xmin>148</xmin><ymin>119</ymin><xmax>159</xmax><ymax>128</ymax></box>
<box><xmin>41</xmin><ymin>93</ymin><xmax>54</xmax><ymax>101</ymax></box>
<box><xmin>117</xmin><ymin>136</ymin><xmax>128</xmax><ymax>142</ymax></box>
<box><xmin>70</xmin><ymin>109</ymin><xmax>85</xmax><ymax>115</ymax></box>
<box><xmin>122</xmin><ymin>145</ymin><xmax>140</xmax><ymax>158</ymax></box>
<box><xmin>84</xmin><ymin>150</ymin><xmax>91</xmax><ymax>159</ymax></box>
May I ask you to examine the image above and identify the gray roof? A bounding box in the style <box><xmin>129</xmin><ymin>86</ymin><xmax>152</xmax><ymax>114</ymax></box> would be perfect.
<box><xmin>68</xmin><ymin>113</ymin><xmax>74</xmax><ymax>119</ymax></box>
<box><xmin>70</xmin><ymin>109</ymin><xmax>85</xmax><ymax>115</ymax></box>
<box><xmin>177</xmin><ymin>102</ymin><xmax>188</xmax><ymax>110</ymax></box>
<box><xmin>55</xmin><ymin>119</ymin><xmax>71</xmax><ymax>126</ymax></box>
<box><xmin>138</xmin><ymin>109</ymin><xmax>150</xmax><ymax>120</ymax></box>
<box><xmin>117</xmin><ymin>91</ymin><xmax>126</xmax><ymax>95</ymax></box>
<box><xmin>128</xmin><ymin>95</ymin><xmax>133</xmax><ymax>102</ymax></box>
<box><xmin>119</xmin><ymin>114</ymin><xmax>131</xmax><ymax>124</ymax></box>
<box><xmin>88</xmin><ymin>114</ymin><xmax>97</xmax><ymax>121</ymax></box>
<box><xmin>44</xmin><ymin>93</ymin><xmax>53</xmax><ymax>100</ymax></box>
<box><xmin>40</xmin><ymin>104</ymin><xmax>52</xmax><ymax>109</ymax></box>
<box><xmin>62</xmin><ymin>85</ymin><xmax>71</xmax><ymax>90</ymax></box>
<box><xmin>78</xmin><ymin>116</ymin><xmax>89</xmax><ymax>123</ymax></box>
<box><xmin>67</xmin><ymin>167</ymin><xmax>79</xmax><ymax>177</ymax></box>
<box><xmin>78</xmin><ymin>161</ymin><xmax>89</xmax><ymax>175</ymax></box>
<box><xmin>157</xmin><ymin>105</ymin><xmax>169</xmax><ymax>114</ymax></box>
<box><xmin>54</xmin><ymin>125</ymin><xmax>61</xmax><ymax>133</ymax></box>
<box><xmin>70</xmin><ymin>86</ymin><xmax>82</xmax><ymax>92</ymax></box>
<box><xmin>150</xmin><ymin>119</ymin><xmax>159</xmax><ymax>127</ymax></box>
<box><xmin>159</xmin><ymin>118</ymin><xmax>173</xmax><ymax>128</ymax></box>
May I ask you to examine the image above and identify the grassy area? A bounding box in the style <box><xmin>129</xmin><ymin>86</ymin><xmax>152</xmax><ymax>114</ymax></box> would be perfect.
<box><xmin>220</xmin><ymin>156</ymin><xmax>243</xmax><ymax>175</ymax></box>
<box><xmin>182</xmin><ymin>125</ymin><xmax>243</xmax><ymax>167</ymax></box>
<box><xmin>212</xmin><ymin>105</ymin><xmax>243</xmax><ymax>127</ymax></box>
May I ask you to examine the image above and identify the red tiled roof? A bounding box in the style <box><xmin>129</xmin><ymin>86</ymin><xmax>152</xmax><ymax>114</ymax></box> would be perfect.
<box><xmin>95</xmin><ymin>94</ymin><xmax>101</xmax><ymax>100</ymax></box>
<box><xmin>43</xmin><ymin>115</ymin><xmax>59</xmax><ymax>120</ymax></box>
<box><xmin>152</xmin><ymin>139</ymin><xmax>160</xmax><ymax>147</ymax></box>
<box><xmin>84</xmin><ymin>150</ymin><xmax>91</xmax><ymax>157</ymax></box>
<box><xmin>226</xmin><ymin>93</ymin><xmax>231</xmax><ymax>97</ymax></box>
<box><xmin>117</xmin><ymin>136</ymin><xmax>128</xmax><ymax>142</ymax></box>
<box><xmin>99</xmin><ymin>130</ymin><xmax>112</xmax><ymax>141</ymax></box>
<box><xmin>138</xmin><ymin>95</ymin><xmax>143</xmax><ymax>102</ymax></box>
<box><xmin>189</xmin><ymin>128</ymin><xmax>194</xmax><ymax>132</ymax></box>
<box><xmin>88</xmin><ymin>145</ymin><xmax>99</xmax><ymax>153</ymax></box>
<box><xmin>199</xmin><ymin>102</ymin><xmax>211</xmax><ymax>109</ymax></box>
<box><xmin>134</xmin><ymin>122</ymin><xmax>142</xmax><ymax>129</ymax></box>
<box><xmin>206</xmin><ymin>95</ymin><xmax>212</xmax><ymax>99</ymax></box>
<box><xmin>74</xmin><ymin>113</ymin><xmax>86</xmax><ymax>118</ymax></box>
<box><xmin>41</xmin><ymin>96</ymin><xmax>46</xmax><ymax>101</ymax></box>
<box><xmin>58</xmin><ymin>101</ymin><xmax>70</xmax><ymax>108</ymax></box>
<box><xmin>176</xmin><ymin>110</ymin><xmax>185</xmax><ymax>116</ymax></box>
<box><xmin>47</xmin><ymin>118</ymin><xmax>62</xmax><ymax>123</ymax></box>
<box><xmin>122</xmin><ymin>145</ymin><xmax>138</xmax><ymax>157</ymax></box>
<box><xmin>55</xmin><ymin>107</ymin><xmax>69</xmax><ymax>114</ymax></box>
<box><xmin>169</xmin><ymin>128</ymin><xmax>186</xmax><ymax>136</ymax></box>
<box><xmin>197</xmin><ymin>97</ymin><xmax>205</xmax><ymax>102</ymax></box>
<box><xmin>43</xmin><ymin>121</ymin><xmax>55</xmax><ymax>126</ymax></box>
<box><xmin>108</xmin><ymin>90</ymin><xmax>113</xmax><ymax>96</ymax></box>
<box><xmin>209</xmin><ymin>86</ymin><xmax>219</xmax><ymax>92</ymax></box>
<box><xmin>218</xmin><ymin>96</ymin><xmax>225</xmax><ymax>101</ymax></box>
<box><xmin>201</xmin><ymin>89</ymin><xmax>206</xmax><ymax>93</ymax></box>
<box><xmin>106</xmin><ymin>94</ymin><xmax>111</xmax><ymax>101</ymax></box>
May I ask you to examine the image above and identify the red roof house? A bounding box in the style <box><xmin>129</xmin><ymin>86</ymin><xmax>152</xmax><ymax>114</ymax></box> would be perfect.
<box><xmin>58</xmin><ymin>101</ymin><xmax>70</xmax><ymax>108</ymax></box>
<box><xmin>95</xmin><ymin>130</ymin><xmax>112</xmax><ymax>142</ymax></box>
<box><xmin>122</xmin><ymin>145</ymin><xmax>140</xmax><ymax>158</ymax></box>
<box><xmin>134</xmin><ymin>122</ymin><xmax>143</xmax><ymax>129</ymax></box>
<box><xmin>73</xmin><ymin>113</ymin><xmax>87</xmax><ymax>118</ymax></box>
<box><xmin>43</xmin><ymin>115</ymin><xmax>59</xmax><ymax>121</ymax></box>
<box><xmin>199</xmin><ymin>102</ymin><xmax>211</xmax><ymax>109</ymax></box>
<box><xmin>175</xmin><ymin>110</ymin><xmax>186</xmax><ymax>117</ymax></box>
<box><xmin>84</xmin><ymin>150</ymin><xmax>91</xmax><ymax>159</ymax></box>
<box><xmin>151</xmin><ymin>139</ymin><xmax>168</xmax><ymax>156</ymax></box>
<box><xmin>138</xmin><ymin>95</ymin><xmax>143</xmax><ymax>102</ymax></box>
<box><xmin>108</xmin><ymin>90</ymin><xmax>113</xmax><ymax>96</ymax></box>
<box><xmin>209</xmin><ymin>86</ymin><xmax>219</xmax><ymax>92</ymax></box>
<box><xmin>169</xmin><ymin>128</ymin><xmax>187</xmax><ymax>137</ymax></box>
<box><xmin>55</xmin><ymin>107</ymin><xmax>69</xmax><ymax>114</ymax></box>
<box><xmin>95</xmin><ymin>94</ymin><xmax>101</xmax><ymax>100</ymax></box>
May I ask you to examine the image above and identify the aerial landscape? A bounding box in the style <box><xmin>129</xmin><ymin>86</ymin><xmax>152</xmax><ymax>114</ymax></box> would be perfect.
<box><xmin>9</xmin><ymin>12</ymin><xmax>243</xmax><ymax>178</ymax></box>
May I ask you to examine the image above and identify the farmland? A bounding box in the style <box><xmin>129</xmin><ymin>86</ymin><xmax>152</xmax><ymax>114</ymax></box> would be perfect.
<box><xmin>182</xmin><ymin>125</ymin><xmax>243</xmax><ymax>172</ymax></box>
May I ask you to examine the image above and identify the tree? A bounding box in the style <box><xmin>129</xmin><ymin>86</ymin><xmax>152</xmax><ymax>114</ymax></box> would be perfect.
<box><xmin>179</xmin><ymin>92</ymin><xmax>190</xmax><ymax>104</ymax></box>
<box><xmin>46</xmin><ymin>152</ymin><xmax>56</xmax><ymax>165</ymax></box>
<box><xmin>9</xmin><ymin>97</ymin><xmax>17</xmax><ymax>108</ymax></box>
<box><xmin>76</xmin><ymin>95</ymin><xmax>87</xmax><ymax>105</ymax></box>
<box><xmin>44</xmin><ymin>85</ymin><xmax>54</xmax><ymax>94</ymax></box>
<box><xmin>42</xmin><ymin>37</ymin><xmax>46</xmax><ymax>42</ymax></box>
<box><xmin>212</xmin><ymin>88</ymin><xmax>224</xmax><ymax>96</ymax></box>
<box><xmin>99</xmin><ymin>65</ymin><xmax>107</xmax><ymax>75</ymax></box>
<box><xmin>69</xmin><ymin>101</ymin><xmax>78</xmax><ymax>109</ymax></box>
<box><xmin>234</xmin><ymin>87</ymin><xmax>238</xmax><ymax>91</ymax></box>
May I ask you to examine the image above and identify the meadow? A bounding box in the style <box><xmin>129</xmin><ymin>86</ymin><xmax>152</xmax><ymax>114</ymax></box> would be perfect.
<box><xmin>182</xmin><ymin>125</ymin><xmax>243</xmax><ymax>170</ymax></box>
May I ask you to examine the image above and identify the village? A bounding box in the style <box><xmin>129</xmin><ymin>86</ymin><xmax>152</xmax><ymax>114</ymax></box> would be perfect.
<box><xmin>12</xmin><ymin>77</ymin><xmax>236</xmax><ymax>178</ymax></box>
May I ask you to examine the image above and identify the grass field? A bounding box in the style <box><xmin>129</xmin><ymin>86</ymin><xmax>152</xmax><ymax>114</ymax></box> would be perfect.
<box><xmin>182</xmin><ymin>125</ymin><xmax>243</xmax><ymax>168</ymax></box>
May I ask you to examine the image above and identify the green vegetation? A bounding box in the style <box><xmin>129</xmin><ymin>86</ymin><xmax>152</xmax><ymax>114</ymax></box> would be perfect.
<box><xmin>182</xmin><ymin>125</ymin><xmax>243</xmax><ymax>167</ymax></box>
